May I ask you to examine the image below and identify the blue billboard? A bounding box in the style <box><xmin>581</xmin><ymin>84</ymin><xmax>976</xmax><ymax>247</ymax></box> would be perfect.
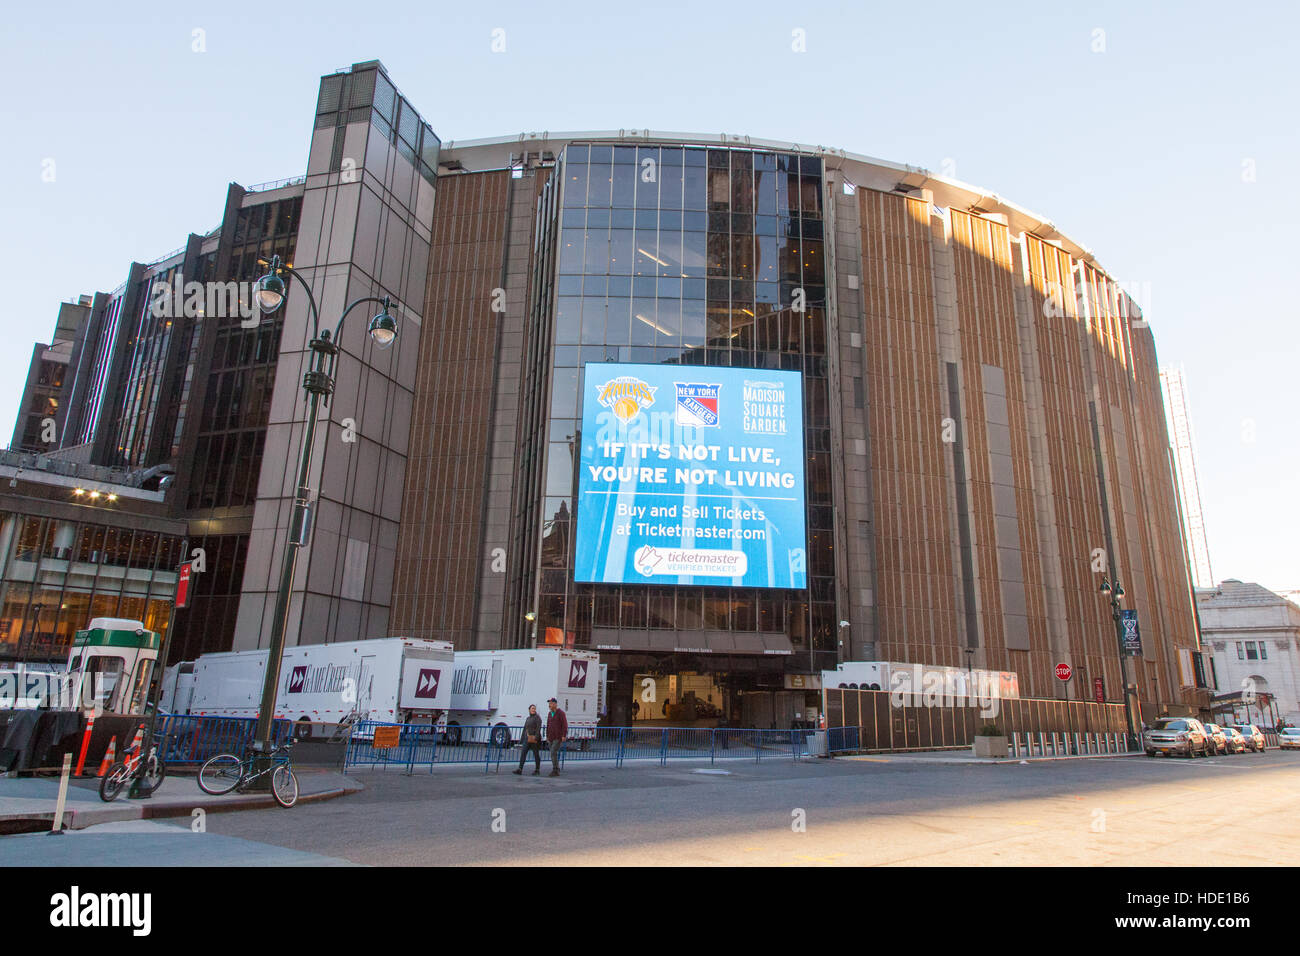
<box><xmin>573</xmin><ymin>363</ymin><xmax>807</xmax><ymax>589</ymax></box>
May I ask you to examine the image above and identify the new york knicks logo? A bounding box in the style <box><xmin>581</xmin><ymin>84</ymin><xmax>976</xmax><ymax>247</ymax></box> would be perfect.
<box><xmin>674</xmin><ymin>382</ymin><xmax>721</xmax><ymax>427</ymax></box>
<box><xmin>596</xmin><ymin>376</ymin><xmax>656</xmax><ymax>423</ymax></box>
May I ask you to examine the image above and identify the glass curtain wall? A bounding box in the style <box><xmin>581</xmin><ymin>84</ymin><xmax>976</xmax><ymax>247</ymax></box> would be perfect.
<box><xmin>0</xmin><ymin>512</ymin><xmax>184</xmax><ymax>663</ymax></box>
<box><xmin>540</xmin><ymin>143</ymin><xmax>836</xmax><ymax>667</ymax></box>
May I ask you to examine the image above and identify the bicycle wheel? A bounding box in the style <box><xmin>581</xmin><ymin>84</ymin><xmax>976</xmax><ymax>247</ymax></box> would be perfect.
<box><xmin>198</xmin><ymin>753</ymin><xmax>244</xmax><ymax>795</ymax></box>
<box><xmin>99</xmin><ymin>761</ymin><xmax>130</xmax><ymax>802</ymax></box>
<box><xmin>139</xmin><ymin>754</ymin><xmax>167</xmax><ymax>795</ymax></box>
<box><xmin>271</xmin><ymin>764</ymin><xmax>299</xmax><ymax>808</ymax></box>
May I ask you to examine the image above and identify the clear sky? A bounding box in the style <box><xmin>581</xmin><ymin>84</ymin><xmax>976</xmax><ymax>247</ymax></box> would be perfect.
<box><xmin>1</xmin><ymin>0</ymin><xmax>1296</xmax><ymax>589</ymax></box>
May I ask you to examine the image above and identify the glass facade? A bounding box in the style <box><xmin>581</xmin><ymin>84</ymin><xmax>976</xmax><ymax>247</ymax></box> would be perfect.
<box><xmin>73</xmin><ymin>288</ymin><xmax>124</xmax><ymax>448</ymax></box>
<box><xmin>538</xmin><ymin>143</ymin><xmax>837</xmax><ymax>667</ymax></box>
<box><xmin>0</xmin><ymin>512</ymin><xmax>183</xmax><ymax>663</ymax></box>
<box><xmin>15</xmin><ymin>357</ymin><xmax>67</xmax><ymax>452</ymax></box>
<box><xmin>185</xmin><ymin>197</ymin><xmax>299</xmax><ymax>512</ymax></box>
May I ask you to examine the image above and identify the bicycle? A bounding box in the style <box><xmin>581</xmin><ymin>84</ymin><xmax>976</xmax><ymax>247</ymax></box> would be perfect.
<box><xmin>197</xmin><ymin>738</ymin><xmax>299</xmax><ymax>808</ymax></box>
<box><xmin>99</xmin><ymin>733</ymin><xmax>168</xmax><ymax>802</ymax></box>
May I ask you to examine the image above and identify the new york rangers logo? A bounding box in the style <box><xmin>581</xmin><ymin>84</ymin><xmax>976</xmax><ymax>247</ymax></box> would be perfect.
<box><xmin>287</xmin><ymin>666</ymin><xmax>308</xmax><ymax>694</ymax></box>
<box><xmin>674</xmin><ymin>382</ymin><xmax>721</xmax><ymax>427</ymax></box>
<box><xmin>414</xmin><ymin>668</ymin><xmax>441</xmax><ymax>699</ymax></box>
<box><xmin>567</xmin><ymin>660</ymin><xmax>588</xmax><ymax>688</ymax></box>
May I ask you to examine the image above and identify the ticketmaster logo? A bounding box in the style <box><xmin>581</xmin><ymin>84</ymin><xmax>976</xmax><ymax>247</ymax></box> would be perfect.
<box><xmin>634</xmin><ymin>546</ymin><xmax>747</xmax><ymax>578</ymax></box>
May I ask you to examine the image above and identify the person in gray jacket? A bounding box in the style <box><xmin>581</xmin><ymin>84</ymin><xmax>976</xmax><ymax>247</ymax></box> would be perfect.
<box><xmin>513</xmin><ymin>704</ymin><xmax>543</xmax><ymax>775</ymax></box>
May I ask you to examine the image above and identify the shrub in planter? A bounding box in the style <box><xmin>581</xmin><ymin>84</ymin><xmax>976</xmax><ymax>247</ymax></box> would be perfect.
<box><xmin>973</xmin><ymin>722</ymin><xmax>1008</xmax><ymax>757</ymax></box>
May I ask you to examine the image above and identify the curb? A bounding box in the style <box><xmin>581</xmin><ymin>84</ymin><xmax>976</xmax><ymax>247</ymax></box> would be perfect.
<box><xmin>2</xmin><ymin>778</ymin><xmax>362</xmax><ymax>833</ymax></box>
<box><xmin>839</xmin><ymin>751</ymin><xmax>1144</xmax><ymax>765</ymax></box>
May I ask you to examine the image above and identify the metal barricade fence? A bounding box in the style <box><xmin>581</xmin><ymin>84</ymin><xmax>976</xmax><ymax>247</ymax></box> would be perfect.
<box><xmin>155</xmin><ymin>714</ymin><xmax>291</xmax><ymax>766</ymax></box>
<box><xmin>344</xmin><ymin>722</ymin><xmax>809</xmax><ymax>771</ymax></box>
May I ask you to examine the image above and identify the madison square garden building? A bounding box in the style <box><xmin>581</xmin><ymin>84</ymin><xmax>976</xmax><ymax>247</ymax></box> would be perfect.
<box><xmin>4</xmin><ymin>61</ymin><xmax>1210</xmax><ymax>726</ymax></box>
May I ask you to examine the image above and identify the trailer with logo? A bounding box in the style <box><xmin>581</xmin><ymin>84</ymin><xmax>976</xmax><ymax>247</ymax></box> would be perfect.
<box><xmin>445</xmin><ymin>648</ymin><xmax>600</xmax><ymax>748</ymax></box>
<box><xmin>166</xmin><ymin>637</ymin><xmax>455</xmax><ymax>739</ymax></box>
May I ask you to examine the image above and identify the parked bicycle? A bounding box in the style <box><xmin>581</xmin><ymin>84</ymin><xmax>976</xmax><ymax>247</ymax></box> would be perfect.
<box><xmin>197</xmin><ymin>738</ymin><xmax>299</xmax><ymax>808</ymax></box>
<box><xmin>99</xmin><ymin>733</ymin><xmax>168</xmax><ymax>802</ymax></box>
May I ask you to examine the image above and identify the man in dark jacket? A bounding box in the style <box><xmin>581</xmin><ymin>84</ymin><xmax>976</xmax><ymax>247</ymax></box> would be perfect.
<box><xmin>513</xmin><ymin>704</ymin><xmax>543</xmax><ymax>775</ymax></box>
<box><xmin>546</xmin><ymin>697</ymin><xmax>568</xmax><ymax>776</ymax></box>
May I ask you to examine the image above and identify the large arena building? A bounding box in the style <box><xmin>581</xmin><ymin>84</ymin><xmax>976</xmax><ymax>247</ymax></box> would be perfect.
<box><xmin>2</xmin><ymin>60</ymin><xmax>1211</xmax><ymax>727</ymax></box>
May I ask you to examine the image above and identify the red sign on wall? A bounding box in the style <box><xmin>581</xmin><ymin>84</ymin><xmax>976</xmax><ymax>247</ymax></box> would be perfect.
<box><xmin>1093</xmin><ymin>676</ymin><xmax>1105</xmax><ymax>704</ymax></box>
<box><xmin>175</xmin><ymin>562</ymin><xmax>193</xmax><ymax>608</ymax></box>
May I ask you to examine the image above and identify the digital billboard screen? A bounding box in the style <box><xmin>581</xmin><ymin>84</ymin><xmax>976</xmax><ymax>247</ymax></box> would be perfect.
<box><xmin>573</xmin><ymin>362</ymin><xmax>807</xmax><ymax>589</ymax></box>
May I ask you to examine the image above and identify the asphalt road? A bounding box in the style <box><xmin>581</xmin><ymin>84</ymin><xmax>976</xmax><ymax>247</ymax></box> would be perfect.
<box><xmin>151</xmin><ymin>749</ymin><xmax>1300</xmax><ymax>866</ymax></box>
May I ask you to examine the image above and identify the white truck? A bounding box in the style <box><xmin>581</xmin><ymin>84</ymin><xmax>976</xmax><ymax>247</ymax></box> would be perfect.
<box><xmin>822</xmin><ymin>660</ymin><xmax>1020</xmax><ymax>700</ymax></box>
<box><xmin>165</xmin><ymin>637</ymin><xmax>455</xmax><ymax>739</ymax></box>
<box><xmin>445</xmin><ymin>647</ymin><xmax>601</xmax><ymax>748</ymax></box>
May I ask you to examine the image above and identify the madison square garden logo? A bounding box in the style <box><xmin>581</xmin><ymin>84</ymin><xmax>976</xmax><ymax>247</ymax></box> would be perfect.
<box><xmin>567</xmin><ymin>660</ymin><xmax>589</xmax><ymax>688</ymax></box>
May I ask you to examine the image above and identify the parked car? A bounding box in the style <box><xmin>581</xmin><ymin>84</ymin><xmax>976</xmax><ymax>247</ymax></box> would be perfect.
<box><xmin>1144</xmin><ymin>717</ymin><xmax>1211</xmax><ymax>758</ymax></box>
<box><xmin>1278</xmin><ymin>727</ymin><xmax>1300</xmax><ymax>750</ymax></box>
<box><xmin>1219</xmin><ymin>727</ymin><xmax>1248</xmax><ymax>754</ymax></box>
<box><xmin>1203</xmin><ymin>723</ymin><xmax>1229</xmax><ymax>755</ymax></box>
<box><xmin>1228</xmin><ymin>724</ymin><xmax>1266</xmax><ymax>752</ymax></box>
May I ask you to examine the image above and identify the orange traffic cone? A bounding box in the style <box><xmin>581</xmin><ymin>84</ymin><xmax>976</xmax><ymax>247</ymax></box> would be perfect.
<box><xmin>124</xmin><ymin>727</ymin><xmax>144</xmax><ymax>755</ymax></box>
<box><xmin>96</xmin><ymin>738</ymin><xmax>117</xmax><ymax>777</ymax></box>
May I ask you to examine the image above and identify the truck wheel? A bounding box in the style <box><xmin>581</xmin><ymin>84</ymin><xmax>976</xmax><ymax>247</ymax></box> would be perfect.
<box><xmin>444</xmin><ymin>722</ymin><xmax>462</xmax><ymax>747</ymax></box>
<box><xmin>293</xmin><ymin>719</ymin><xmax>313</xmax><ymax>742</ymax></box>
<box><xmin>490</xmin><ymin>724</ymin><xmax>511</xmax><ymax>749</ymax></box>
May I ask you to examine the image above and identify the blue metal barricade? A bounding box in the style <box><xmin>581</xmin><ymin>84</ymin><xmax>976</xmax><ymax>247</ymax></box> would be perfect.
<box><xmin>155</xmin><ymin>714</ymin><xmax>291</xmax><ymax>766</ymax></box>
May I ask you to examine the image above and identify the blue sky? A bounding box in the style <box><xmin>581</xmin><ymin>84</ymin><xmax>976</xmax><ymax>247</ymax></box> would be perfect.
<box><xmin>1</xmin><ymin>0</ymin><xmax>1296</xmax><ymax>588</ymax></box>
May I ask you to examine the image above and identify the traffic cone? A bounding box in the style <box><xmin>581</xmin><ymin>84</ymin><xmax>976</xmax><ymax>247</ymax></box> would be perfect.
<box><xmin>96</xmin><ymin>738</ymin><xmax>117</xmax><ymax>777</ymax></box>
<box><xmin>124</xmin><ymin>727</ymin><xmax>144</xmax><ymax>755</ymax></box>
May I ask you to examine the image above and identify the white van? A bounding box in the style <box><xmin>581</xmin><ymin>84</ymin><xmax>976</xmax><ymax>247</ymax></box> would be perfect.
<box><xmin>445</xmin><ymin>648</ymin><xmax>600</xmax><ymax>748</ymax></box>
<box><xmin>176</xmin><ymin>637</ymin><xmax>455</xmax><ymax>738</ymax></box>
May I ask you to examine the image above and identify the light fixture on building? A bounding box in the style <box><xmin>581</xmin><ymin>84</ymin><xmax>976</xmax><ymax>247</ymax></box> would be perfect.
<box><xmin>73</xmin><ymin>488</ymin><xmax>84</xmax><ymax>496</ymax></box>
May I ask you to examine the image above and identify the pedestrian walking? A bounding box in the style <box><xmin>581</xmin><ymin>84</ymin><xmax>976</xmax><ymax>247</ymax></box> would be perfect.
<box><xmin>546</xmin><ymin>697</ymin><xmax>567</xmax><ymax>776</ymax></box>
<box><xmin>512</xmin><ymin>704</ymin><xmax>543</xmax><ymax>776</ymax></box>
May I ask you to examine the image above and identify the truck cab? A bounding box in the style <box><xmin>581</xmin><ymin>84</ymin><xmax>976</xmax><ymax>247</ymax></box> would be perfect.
<box><xmin>65</xmin><ymin>618</ymin><xmax>160</xmax><ymax>714</ymax></box>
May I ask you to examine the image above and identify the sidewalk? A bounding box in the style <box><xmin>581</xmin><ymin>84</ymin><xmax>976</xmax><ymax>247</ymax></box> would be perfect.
<box><xmin>0</xmin><ymin>770</ymin><xmax>361</xmax><ymax>833</ymax></box>
<box><xmin>835</xmin><ymin>748</ymin><xmax>1143</xmax><ymax>765</ymax></box>
<box><xmin>0</xmin><ymin>819</ymin><xmax>357</xmax><ymax>866</ymax></box>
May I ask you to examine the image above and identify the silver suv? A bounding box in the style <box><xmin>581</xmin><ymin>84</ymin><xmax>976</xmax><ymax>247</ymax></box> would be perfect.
<box><xmin>1144</xmin><ymin>717</ymin><xmax>1212</xmax><ymax>758</ymax></box>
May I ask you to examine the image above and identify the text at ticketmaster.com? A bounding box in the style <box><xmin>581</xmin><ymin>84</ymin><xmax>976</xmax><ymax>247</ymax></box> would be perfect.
<box><xmin>1115</xmin><ymin>892</ymin><xmax>1253</xmax><ymax>930</ymax></box>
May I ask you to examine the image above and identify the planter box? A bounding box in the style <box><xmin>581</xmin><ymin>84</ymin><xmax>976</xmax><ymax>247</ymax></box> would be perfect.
<box><xmin>973</xmin><ymin>735</ymin><xmax>1008</xmax><ymax>758</ymax></box>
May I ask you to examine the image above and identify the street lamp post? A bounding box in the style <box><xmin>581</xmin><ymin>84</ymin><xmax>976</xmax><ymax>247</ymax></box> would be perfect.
<box><xmin>248</xmin><ymin>256</ymin><xmax>399</xmax><ymax>769</ymax></box>
<box><xmin>1100</xmin><ymin>577</ymin><xmax>1138</xmax><ymax>749</ymax></box>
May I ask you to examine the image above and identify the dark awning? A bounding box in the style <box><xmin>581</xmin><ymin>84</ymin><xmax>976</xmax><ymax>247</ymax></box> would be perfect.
<box><xmin>591</xmin><ymin>628</ymin><xmax>793</xmax><ymax>656</ymax></box>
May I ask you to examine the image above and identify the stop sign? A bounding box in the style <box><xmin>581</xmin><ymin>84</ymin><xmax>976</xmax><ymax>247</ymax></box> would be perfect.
<box><xmin>1055</xmin><ymin>662</ymin><xmax>1072</xmax><ymax>681</ymax></box>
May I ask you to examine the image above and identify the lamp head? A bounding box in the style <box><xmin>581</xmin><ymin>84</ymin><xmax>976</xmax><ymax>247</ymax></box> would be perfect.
<box><xmin>368</xmin><ymin>298</ymin><xmax>398</xmax><ymax>349</ymax></box>
<box><xmin>254</xmin><ymin>266</ymin><xmax>286</xmax><ymax>314</ymax></box>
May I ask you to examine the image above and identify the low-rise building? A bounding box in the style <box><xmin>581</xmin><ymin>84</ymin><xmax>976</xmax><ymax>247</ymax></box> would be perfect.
<box><xmin>1198</xmin><ymin>580</ymin><xmax>1300</xmax><ymax>726</ymax></box>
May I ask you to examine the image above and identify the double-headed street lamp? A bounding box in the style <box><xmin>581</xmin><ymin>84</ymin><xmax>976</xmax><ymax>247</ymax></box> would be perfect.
<box><xmin>1099</xmin><ymin>576</ymin><xmax>1138</xmax><ymax>748</ymax></box>
<box><xmin>248</xmin><ymin>255</ymin><xmax>400</xmax><ymax>765</ymax></box>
